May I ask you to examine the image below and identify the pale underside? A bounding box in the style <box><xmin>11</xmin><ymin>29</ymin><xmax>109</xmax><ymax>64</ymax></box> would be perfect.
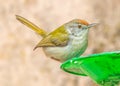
<box><xmin>43</xmin><ymin>34</ymin><xmax>88</xmax><ymax>62</ymax></box>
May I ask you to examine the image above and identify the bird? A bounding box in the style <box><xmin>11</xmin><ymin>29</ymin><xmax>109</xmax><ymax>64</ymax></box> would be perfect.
<box><xmin>16</xmin><ymin>15</ymin><xmax>97</xmax><ymax>62</ymax></box>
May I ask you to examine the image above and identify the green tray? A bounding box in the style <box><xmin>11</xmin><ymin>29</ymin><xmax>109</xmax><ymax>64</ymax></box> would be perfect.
<box><xmin>61</xmin><ymin>51</ymin><xmax>120</xmax><ymax>86</ymax></box>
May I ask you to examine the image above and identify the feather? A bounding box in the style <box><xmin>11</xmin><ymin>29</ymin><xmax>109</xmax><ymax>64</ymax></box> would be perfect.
<box><xmin>34</xmin><ymin>25</ymin><xmax>69</xmax><ymax>50</ymax></box>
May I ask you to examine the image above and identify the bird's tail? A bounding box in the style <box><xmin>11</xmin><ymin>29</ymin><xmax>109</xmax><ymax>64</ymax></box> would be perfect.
<box><xmin>16</xmin><ymin>15</ymin><xmax>47</xmax><ymax>38</ymax></box>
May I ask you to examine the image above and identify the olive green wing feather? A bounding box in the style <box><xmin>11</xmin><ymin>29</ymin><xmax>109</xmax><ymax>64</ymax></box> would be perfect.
<box><xmin>34</xmin><ymin>26</ymin><xmax>69</xmax><ymax>49</ymax></box>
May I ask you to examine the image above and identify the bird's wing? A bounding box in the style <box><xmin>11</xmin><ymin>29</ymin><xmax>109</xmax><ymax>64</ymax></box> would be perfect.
<box><xmin>34</xmin><ymin>26</ymin><xmax>69</xmax><ymax>49</ymax></box>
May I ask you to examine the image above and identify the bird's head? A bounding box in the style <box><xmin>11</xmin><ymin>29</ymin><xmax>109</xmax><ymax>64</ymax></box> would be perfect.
<box><xmin>65</xmin><ymin>19</ymin><xmax>97</xmax><ymax>36</ymax></box>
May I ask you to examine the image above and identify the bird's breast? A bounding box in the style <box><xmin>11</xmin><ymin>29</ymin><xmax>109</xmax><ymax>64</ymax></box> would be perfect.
<box><xmin>43</xmin><ymin>34</ymin><xmax>88</xmax><ymax>62</ymax></box>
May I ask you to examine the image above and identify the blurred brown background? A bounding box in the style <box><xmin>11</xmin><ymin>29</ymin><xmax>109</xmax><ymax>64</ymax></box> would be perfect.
<box><xmin>0</xmin><ymin>0</ymin><xmax>120</xmax><ymax>86</ymax></box>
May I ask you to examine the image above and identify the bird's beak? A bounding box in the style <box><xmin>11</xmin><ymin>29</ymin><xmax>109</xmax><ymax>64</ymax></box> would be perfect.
<box><xmin>88</xmin><ymin>23</ymin><xmax>99</xmax><ymax>28</ymax></box>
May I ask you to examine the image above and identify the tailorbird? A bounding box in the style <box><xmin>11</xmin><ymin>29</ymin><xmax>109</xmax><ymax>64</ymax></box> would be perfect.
<box><xmin>16</xmin><ymin>15</ymin><xmax>97</xmax><ymax>62</ymax></box>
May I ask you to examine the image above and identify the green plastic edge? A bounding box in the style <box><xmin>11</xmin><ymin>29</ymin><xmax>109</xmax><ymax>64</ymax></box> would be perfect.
<box><xmin>60</xmin><ymin>50</ymin><xmax>120</xmax><ymax>76</ymax></box>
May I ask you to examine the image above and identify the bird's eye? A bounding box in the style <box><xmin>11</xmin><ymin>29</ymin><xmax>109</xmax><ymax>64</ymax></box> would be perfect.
<box><xmin>78</xmin><ymin>25</ymin><xmax>81</xmax><ymax>28</ymax></box>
